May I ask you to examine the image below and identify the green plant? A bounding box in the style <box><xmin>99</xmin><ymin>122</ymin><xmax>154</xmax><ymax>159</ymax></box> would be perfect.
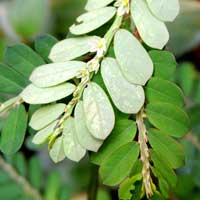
<box><xmin>0</xmin><ymin>0</ymin><xmax>191</xmax><ymax>199</ymax></box>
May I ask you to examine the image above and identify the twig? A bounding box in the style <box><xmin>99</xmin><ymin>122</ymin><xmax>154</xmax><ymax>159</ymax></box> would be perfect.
<box><xmin>136</xmin><ymin>109</ymin><xmax>153</xmax><ymax>198</ymax></box>
<box><xmin>0</xmin><ymin>155</ymin><xmax>42</xmax><ymax>200</ymax></box>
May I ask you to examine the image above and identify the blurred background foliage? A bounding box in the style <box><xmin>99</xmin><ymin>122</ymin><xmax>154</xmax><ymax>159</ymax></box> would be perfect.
<box><xmin>0</xmin><ymin>0</ymin><xmax>200</xmax><ymax>199</ymax></box>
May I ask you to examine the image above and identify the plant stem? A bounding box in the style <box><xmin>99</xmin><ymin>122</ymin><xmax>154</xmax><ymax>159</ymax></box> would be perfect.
<box><xmin>49</xmin><ymin>14</ymin><xmax>123</xmax><ymax>148</ymax></box>
<box><xmin>88</xmin><ymin>165</ymin><xmax>99</xmax><ymax>200</ymax></box>
<box><xmin>0</xmin><ymin>155</ymin><xmax>42</xmax><ymax>200</ymax></box>
<box><xmin>136</xmin><ymin>109</ymin><xmax>153</xmax><ymax>198</ymax></box>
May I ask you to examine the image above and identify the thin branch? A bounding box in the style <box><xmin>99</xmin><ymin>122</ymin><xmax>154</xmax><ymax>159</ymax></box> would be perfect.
<box><xmin>0</xmin><ymin>155</ymin><xmax>42</xmax><ymax>200</ymax></box>
<box><xmin>136</xmin><ymin>109</ymin><xmax>153</xmax><ymax>198</ymax></box>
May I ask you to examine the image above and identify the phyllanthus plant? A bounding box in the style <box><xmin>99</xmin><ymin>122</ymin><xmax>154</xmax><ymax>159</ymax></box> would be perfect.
<box><xmin>0</xmin><ymin>0</ymin><xmax>190</xmax><ymax>199</ymax></box>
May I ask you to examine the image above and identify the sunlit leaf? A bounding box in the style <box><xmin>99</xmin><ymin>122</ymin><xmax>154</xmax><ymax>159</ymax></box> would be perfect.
<box><xmin>21</xmin><ymin>83</ymin><xmax>75</xmax><ymax>104</ymax></box>
<box><xmin>32</xmin><ymin>120</ymin><xmax>58</xmax><ymax>145</ymax></box>
<box><xmin>75</xmin><ymin>102</ymin><xmax>103</xmax><ymax>152</ymax></box>
<box><xmin>63</xmin><ymin>118</ymin><xmax>86</xmax><ymax>162</ymax></box>
<box><xmin>83</xmin><ymin>82</ymin><xmax>115</xmax><ymax>140</ymax></box>
<box><xmin>85</xmin><ymin>0</ymin><xmax>114</xmax><ymax>11</ymax></box>
<box><xmin>101</xmin><ymin>58</ymin><xmax>145</xmax><ymax>114</ymax></box>
<box><xmin>146</xmin><ymin>0</ymin><xmax>180</xmax><ymax>22</ymax></box>
<box><xmin>70</xmin><ymin>7</ymin><xmax>116</xmax><ymax>35</ymax></box>
<box><xmin>30</xmin><ymin>61</ymin><xmax>86</xmax><ymax>87</ymax></box>
<box><xmin>131</xmin><ymin>0</ymin><xmax>169</xmax><ymax>49</ymax></box>
<box><xmin>49</xmin><ymin>36</ymin><xmax>94</xmax><ymax>62</ymax></box>
<box><xmin>49</xmin><ymin>136</ymin><xmax>65</xmax><ymax>163</ymax></box>
<box><xmin>114</xmin><ymin>29</ymin><xmax>153</xmax><ymax>85</ymax></box>
<box><xmin>29</xmin><ymin>104</ymin><xmax>65</xmax><ymax>130</ymax></box>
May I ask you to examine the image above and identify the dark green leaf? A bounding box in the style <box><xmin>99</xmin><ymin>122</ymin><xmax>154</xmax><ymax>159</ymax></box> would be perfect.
<box><xmin>176</xmin><ymin>62</ymin><xmax>195</xmax><ymax>96</ymax></box>
<box><xmin>35</xmin><ymin>34</ymin><xmax>58</xmax><ymax>62</ymax></box>
<box><xmin>4</xmin><ymin>44</ymin><xmax>45</xmax><ymax>78</ymax></box>
<box><xmin>13</xmin><ymin>152</ymin><xmax>27</xmax><ymax>176</ymax></box>
<box><xmin>148</xmin><ymin>129</ymin><xmax>185</xmax><ymax>169</ymax></box>
<box><xmin>0</xmin><ymin>104</ymin><xmax>27</xmax><ymax>154</ymax></box>
<box><xmin>91</xmin><ymin>119</ymin><xmax>137</xmax><ymax>165</ymax></box>
<box><xmin>149</xmin><ymin>50</ymin><xmax>176</xmax><ymax>80</ymax></box>
<box><xmin>0</xmin><ymin>64</ymin><xmax>26</xmax><ymax>94</ymax></box>
<box><xmin>146</xmin><ymin>102</ymin><xmax>190</xmax><ymax>137</ymax></box>
<box><xmin>151</xmin><ymin>150</ymin><xmax>177</xmax><ymax>187</ymax></box>
<box><xmin>44</xmin><ymin>171</ymin><xmax>61</xmax><ymax>200</ymax></box>
<box><xmin>28</xmin><ymin>156</ymin><xmax>42</xmax><ymax>189</ymax></box>
<box><xmin>146</xmin><ymin>77</ymin><xmax>184</xmax><ymax>107</ymax></box>
<box><xmin>99</xmin><ymin>142</ymin><xmax>139</xmax><ymax>186</ymax></box>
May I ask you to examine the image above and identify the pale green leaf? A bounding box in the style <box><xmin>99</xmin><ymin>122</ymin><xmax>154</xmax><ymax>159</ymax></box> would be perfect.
<box><xmin>85</xmin><ymin>0</ymin><xmax>114</xmax><ymax>11</ymax></box>
<box><xmin>146</xmin><ymin>102</ymin><xmax>190</xmax><ymax>138</ymax></box>
<box><xmin>30</xmin><ymin>61</ymin><xmax>86</xmax><ymax>87</ymax></box>
<box><xmin>91</xmin><ymin>119</ymin><xmax>137</xmax><ymax>165</ymax></box>
<box><xmin>75</xmin><ymin>101</ymin><xmax>103</xmax><ymax>152</ymax></box>
<box><xmin>63</xmin><ymin>118</ymin><xmax>86</xmax><ymax>162</ymax></box>
<box><xmin>83</xmin><ymin>82</ymin><xmax>115</xmax><ymax>140</ymax></box>
<box><xmin>146</xmin><ymin>0</ymin><xmax>180</xmax><ymax>22</ymax></box>
<box><xmin>70</xmin><ymin>7</ymin><xmax>116</xmax><ymax>35</ymax></box>
<box><xmin>118</xmin><ymin>174</ymin><xmax>142</xmax><ymax>200</ymax></box>
<box><xmin>101</xmin><ymin>58</ymin><xmax>145</xmax><ymax>114</ymax></box>
<box><xmin>114</xmin><ymin>29</ymin><xmax>153</xmax><ymax>85</ymax></box>
<box><xmin>146</xmin><ymin>77</ymin><xmax>184</xmax><ymax>107</ymax></box>
<box><xmin>0</xmin><ymin>105</ymin><xmax>27</xmax><ymax>155</ymax></box>
<box><xmin>29</xmin><ymin>104</ymin><xmax>65</xmax><ymax>130</ymax></box>
<box><xmin>21</xmin><ymin>83</ymin><xmax>75</xmax><ymax>104</ymax></box>
<box><xmin>148</xmin><ymin>129</ymin><xmax>185</xmax><ymax>169</ymax></box>
<box><xmin>131</xmin><ymin>0</ymin><xmax>169</xmax><ymax>49</ymax></box>
<box><xmin>32</xmin><ymin>120</ymin><xmax>58</xmax><ymax>145</ymax></box>
<box><xmin>49</xmin><ymin>36</ymin><xmax>94</xmax><ymax>62</ymax></box>
<box><xmin>99</xmin><ymin>142</ymin><xmax>139</xmax><ymax>186</ymax></box>
<box><xmin>49</xmin><ymin>136</ymin><xmax>65</xmax><ymax>163</ymax></box>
